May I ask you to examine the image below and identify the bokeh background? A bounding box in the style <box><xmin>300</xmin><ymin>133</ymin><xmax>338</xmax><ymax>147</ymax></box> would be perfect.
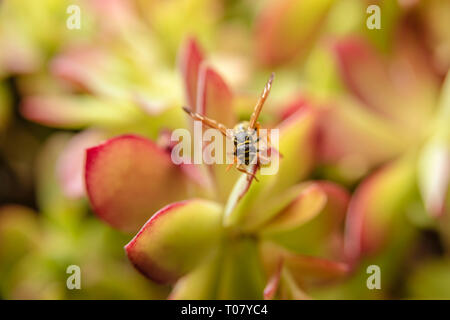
<box><xmin>0</xmin><ymin>0</ymin><xmax>449</xmax><ymax>299</ymax></box>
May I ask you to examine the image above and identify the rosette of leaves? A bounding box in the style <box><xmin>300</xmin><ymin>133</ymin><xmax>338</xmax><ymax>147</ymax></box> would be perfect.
<box><xmin>84</xmin><ymin>39</ymin><xmax>351</xmax><ymax>299</ymax></box>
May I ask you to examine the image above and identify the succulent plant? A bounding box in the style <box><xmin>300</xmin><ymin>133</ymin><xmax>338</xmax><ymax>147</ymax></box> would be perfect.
<box><xmin>0</xmin><ymin>0</ymin><xmax>449</xmax><ymax>300</ymax></box>
<box><xmin>84</xmin><ymin>39</ymin><xmax>351</xmax><ymax>299</ymax></box>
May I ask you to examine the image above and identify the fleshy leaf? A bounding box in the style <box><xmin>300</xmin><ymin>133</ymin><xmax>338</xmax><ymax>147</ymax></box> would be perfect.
<box><xmin>223</xmin><ymin>166</ymin><xmax>258</xmax><ymax>226</ymax></box>
<box><xmin>50</xmin><ymin>45</ymin><xmax>105</xmax><ymax>93</ymax></box>
<box><xmin>178</xmin><ymin>37</ymin><xmax>204</xmax><ymax>109</ymax></box>
<box><xmin>259</xmin><ymin>183</ymin><xmax>327</xmax><ymax>235</ymax></box>
<box><xmin>261</xmin><ymin>182</ymin><xmax>349</xmax><ymax>258</ymax></box>
<box><xmin>255</xmin><ymin>0</ymin><xmax>335</xmax><ymax>67</ymax></box>
<box><xmin>85</xmin><ymin>135</ymin><xmax>190</xmax><ymax>232</ymax></box>
<box><xmin>20</xmin><ymin>95</ymin><xmax>138</xmax><ymax>129</ymax></box>
<box><xmin>284</xmin><ymin>254</ymin><xmax>349</xmax><ymax>288</ymax></box>
<box><xmin>125</xmin><ymin>199</ymin><xmax>223</xmax><ymax>284</ymax></box>
<box><xmin>260</xmin><ymin>241</ymin><xmax>348</xmax><ymax>290</ymax></box>
<box><xmin>344</xmin><ymin>157</ymin><xmax>416</xmax><ymax>262</ymax></box>
<box><xmin>196</xmin><ymin>63</ymin><xmax>235</xmax><ymax>127</ymax></box>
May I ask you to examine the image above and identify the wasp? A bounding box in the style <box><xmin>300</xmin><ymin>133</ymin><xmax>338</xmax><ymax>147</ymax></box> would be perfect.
<box><xmin>182</xmin><ymin>73</ymin><xmax>276</xmax><ymax>182</ymax></box>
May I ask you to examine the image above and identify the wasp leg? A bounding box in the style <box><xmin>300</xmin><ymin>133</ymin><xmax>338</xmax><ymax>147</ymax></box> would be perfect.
<box><xmin>236</xmin><ymin>165</ymin><xmax>259</xmax><ymax>182</ymax></box>
<box><xmin>226</xmin><ymin>156</ymin><xmax>236</xmax><ymax>172</ymax></box>
<box><xmin>225</xmin><ymin>151</ymin><xmax>237</xmax><ymax>171</ymax></box>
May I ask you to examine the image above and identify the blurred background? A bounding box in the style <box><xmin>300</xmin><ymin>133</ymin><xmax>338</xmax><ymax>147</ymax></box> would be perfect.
<box><xmin>0</xmin><ymin>0</ymin><xmax>449</xmax><ymax>299</ymax></box>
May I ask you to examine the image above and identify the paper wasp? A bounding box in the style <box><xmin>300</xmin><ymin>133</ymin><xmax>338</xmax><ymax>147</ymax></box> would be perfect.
<box><xmin>182</xmin><ymin>73</ymin><xmax>276</xmax><ymax>182</ymax></box>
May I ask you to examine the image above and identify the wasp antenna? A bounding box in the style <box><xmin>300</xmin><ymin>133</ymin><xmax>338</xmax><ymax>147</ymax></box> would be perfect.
<box><xmin>182</xmin><ymin>106</ymin><xmax>193</xmax><ymax>114</ymax></box>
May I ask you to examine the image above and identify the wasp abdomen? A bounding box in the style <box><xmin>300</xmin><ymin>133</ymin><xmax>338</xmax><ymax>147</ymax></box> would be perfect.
<box><xmin>234</xmin><ymin>130</ymin><xmax>257</xmax><ymax>166</ymax></box>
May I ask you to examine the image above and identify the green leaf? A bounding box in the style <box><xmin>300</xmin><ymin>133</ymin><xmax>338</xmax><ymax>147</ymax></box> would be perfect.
<box><xmin>265</xmin><ymin>181</ymin><xmax>349</xmax><ymax>257</ymax></box>
<box><xmin>259</xmin><ymin>183</ymin><xmax>327</xmax><ymax>235</ymax></box>
<box><xmin>125</xmin><ymin>199</ymin><xmax>223</xmax><ymax>284</ymax></box>
<box><xmin>345</xmin><ymin>157</ymin><xmax>416</xmax><ymax>261</ymax></box>
<box><xmin>260</xmin><ymin>241</ymin><xmax>348</xmax><ymax>291</ymax></box>
<box><xmin>21</xmin><ymin>95</ymin><xmax>139</xmax><ymax>129</ymax></box>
